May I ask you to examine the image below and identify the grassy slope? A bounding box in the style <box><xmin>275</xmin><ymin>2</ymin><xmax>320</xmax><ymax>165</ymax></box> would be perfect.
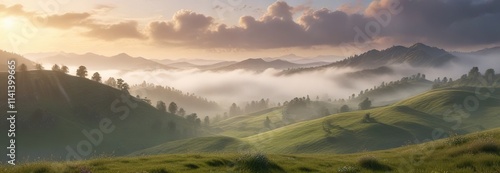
<box><xmin>132</xmin><ymin>86</ymin><xmax>500</xmax><ymax>155</ymax></box>
<box><xmin>3</xmin><ymin>127</ymin><xmax>500</xmax><ymax>173</ymax></box>
<box><xmin>0</xmin><ymin>71</ymin><xmax>197</xmax><ymax>162</ymax></box>
<box><xmin>211</xmin><ymin>108</ymin><xmax>285</xmax><ymax>138</ymax></box>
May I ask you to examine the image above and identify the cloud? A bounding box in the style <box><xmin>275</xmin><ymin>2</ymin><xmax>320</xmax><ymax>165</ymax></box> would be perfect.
<box><xmin>366</xmin><ymin>0</ymin><xmax>500</xmax><ymax>47</ymax></box>
<box><xmin>84</xmin><ymin>21</ymin><xmax>147</xmax><ymax>41</ymax></box>
<box><xmin>148</xmin><ymin>0</ymin><xmax>500</xmax><ymax>49</ymax></box>
<box><xmin>45</xmin><ymin>13</ymin><xmax>92</xmax><ymax>29</ymax></box>
<box><xmin>94</xmin><ymin>4</ymin><xmax>115</xmax><ymax>13</ymax></box>
<box><xmin>0</xmin><ymin>3</ymin><xmax>145</xmax><ymax>41</ymax></box>
<box><xmin>0</xmin><ymin>4</ymin><xmax>34</xmax><ymax>17</ymax></box>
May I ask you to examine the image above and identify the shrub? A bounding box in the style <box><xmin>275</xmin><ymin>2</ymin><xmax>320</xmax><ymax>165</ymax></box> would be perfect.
<box><xmin>235</xmin><ymin>153</ymin><xmax>284</xmax><ymax>172</ymax></box>
<box><xmin>357</xmin><ymin>156</ymin><xmax>391</xmax><ymax>171</ymax></box>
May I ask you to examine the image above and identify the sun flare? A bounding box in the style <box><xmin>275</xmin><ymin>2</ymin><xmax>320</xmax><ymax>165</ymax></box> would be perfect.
<box><xmin>1</xmin><ymin>17</ymin><xmax>18</xmax><ymax>30</ymax></box>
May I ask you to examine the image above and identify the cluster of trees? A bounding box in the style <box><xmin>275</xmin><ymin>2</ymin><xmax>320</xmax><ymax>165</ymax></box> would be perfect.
<box><xmin>244</xmin><ymin>98</ymin><xmax>270</xmax><ymax>114</ymax></box>
<box><xmin>282</xmin><ymin>96</ymin><xmax>330</xmax><ymax>123</ymax></box>
<box><xmin>351</xmin><ymin>73</ymin><xmax>427</xmax><ymax>100</ymax></box>
<box><xmin>131</xmin><ymin>82</ymin><xmax>219</xmax><ymax>112</ymax></box>
<box><xmin>434</xmin><ymin>67</ymin><xmax>497</xmax><ymax>88</ymax></box>
<box><xmin>103</xmin><ymin>77</ymin><xmax>130</xmax><ymax>93</ymax></box>
<box><xmin>229</xmin><ymin>103</ymin><xmax>243</xmax><ymax>117</ymax></box>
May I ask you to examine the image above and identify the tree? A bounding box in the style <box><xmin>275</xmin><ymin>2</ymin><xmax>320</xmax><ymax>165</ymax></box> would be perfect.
<box><xmin>485</xmin><ymin>68</ymin><xmax>496</xmax><ymax>83</ymax></box>
<box><xmin>264</xmin><ymin>116</ymin><xmax>271</xmax><ymax>129</ymax></box>
<box><xmin>116</xmin><ymin>78</ymin><xmax>124</xmax><ymax>89</ymax></box>
<box><xmin>178</xmin><ymin>108</ymin><xmax>186</xmax><ymax>117</ymax></box>
<box><xmin>61</xmin><ymin>65</ymin><xmax>69</xmax><ymax>74</ymax></box>
<box><xmin>105</xmin><ymin>77</ymin><xmax>117</xmax><ymax>87</ymax></box>
<box><xmin>229</xmin><ymin>103</ymin><xmax>241</xmax><ymax>116</ymax></box>
<box><xmin>156</xmin><ymin>101</ymin><xmax>167</xmax><ymax>113</ymax></box>
<box><xmin>121</xmin><ymin>83</ymin><xmax>130</xmax><ymax>93</ymax></box>
<box><xmin>18</xmin><ymin>63</ymin><xmax>27</xmax><ymax>72</ymax></box>
<box><xmin>340</xmin><ymin>105</ymin><xmax>350</xmax><ymax>113</ymax></box>
<box><xmin>468</xmin><ymin>67</ymin><xmax>480</xmax><ymax>79</ymax></box>
<box><xmin>168</xmin><ymin>102</ymin><xmax>178</xmax><ymax>114</ymax></box>
<box><xmin>35</xmin><ymin>63</ymin><xmax>44</xmax><ymax>70</ymax></box>
<box><xmin>358</xmin><ymin>98</ymin><xmax>372</xmax><ymax>110</ymax></box>
<box><xmin>204</xmin><ymin>116</ymin><xmax>210</xmax><ymax>127</ymax></box>
<box><xmin>76</xmin><ymin>66</ymin><xmax>88</xmax><ymax>78</ymax></box>
<box><xmin>51</xmin><ymin>64</ymin><xmax>60</xmax><ymax>71</ymax></box>
<box><xmin>91</xmin><ymin>72</ymin><xmax>102</xmax><ymax>82</ymax></box>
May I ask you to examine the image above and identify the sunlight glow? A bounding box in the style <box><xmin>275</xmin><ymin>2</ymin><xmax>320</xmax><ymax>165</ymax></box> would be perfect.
<box><xmin>2</xmin><ymin>17</ymin><xmax>18</xmax><ymax>30</ymax></box>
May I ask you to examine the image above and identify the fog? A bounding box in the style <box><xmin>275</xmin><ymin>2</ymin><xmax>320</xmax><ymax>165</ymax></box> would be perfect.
<box><xmin>42</xmin><ymin>56</ymin><xmax>498</xmax><ymax>108</ymax></box>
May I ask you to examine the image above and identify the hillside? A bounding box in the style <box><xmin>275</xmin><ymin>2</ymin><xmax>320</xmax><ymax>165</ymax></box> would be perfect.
<box><xmin>40</xmin><ymin>53</ymin><xmax>175</xmax><ymax>71</ymax></box>
<box><xmin>283</xmin><ymin>43</ymin><xmax>457</xmax><ymax>75</ymax></box>
<box><xmin>0</xmin><ymin>50</ymin><xmax>36</xmax><ymax>71</ymax></box>
<box><xmin>130</xmin><ymin>85</ymin><xmax>500</xmax><ymax>155</ymax></box>
<box><xmin>130</xmin><ymin>83</ymin><xmax>222</xmax><ymax>116</ymax></box>
<box><xmin>0</xmin><ymin>71</ymin><xmax>198</xmax><ymax>162</ymax></box>
<box><xmin>5</xmin><ymin>127</ymin><xmax>500</xmax><ymax>172</ymax></box>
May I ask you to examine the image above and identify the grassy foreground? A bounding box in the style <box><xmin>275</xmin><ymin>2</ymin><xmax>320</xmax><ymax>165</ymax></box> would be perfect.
<box><xmin>2</xmin><ymin>128</ymin><xmax>500</xmax><ymax>173</ymax></box>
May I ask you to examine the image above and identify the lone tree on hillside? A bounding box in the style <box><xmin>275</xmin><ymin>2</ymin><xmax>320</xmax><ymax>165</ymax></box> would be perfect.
<box><xmin>116</xmin><ymin>78</ymin><xmax>124</xmax><ymax>88</ymax></box>
<box><xmin>340</xmin><ymin>105</ymin><xmax>350</xmax><ymax>113</ymax></box>
<box><xmin>168</xmin><ymin>102</ymin><xmax>178</xmax><ymax>115</ymax></box>
<box><xmin>35</xmin><ymin>64</ymin><xmax>44</xmax><ymax>70</ymax></box>
<box><xmin>264</xmin><ymin>116</ymin><xmax>272</xmax><ymax>129</ymax></box>
<box><xmin>76</xmin><ymin>66</ymin><xmax>88</xmax><ymax>78</ymax></box>
<box><xmin>61</xmin><ymin>65</ymin><xmax>69</xmax><ymax>74</ymax></box>
<box><xmin>358</xmin><ymin>98</ymin><xmax>372</xmax><ymax>110</ymax></box>
<box><xmin>18</xmin><ymin>63</ymin><xmax>27</xmax><ymax>72</ymax></box>
<box><xmin>91</xmin><ymin>72</ymin><xmax>102</xmax><ymax>82</ymax></box>
<box><xmin>51</xmin><ymin>64</ymin><xmax>60</xmax><ymax>71</ymax></box>
<box><xmin>204</xmin><ymin>116</ymin><xmax>210</xmax><ymax>127</ymax></box>
<box><xmin>156</xmin><ymin>101</ymin><xmax>167</xmax><ymax>113</ymax></box>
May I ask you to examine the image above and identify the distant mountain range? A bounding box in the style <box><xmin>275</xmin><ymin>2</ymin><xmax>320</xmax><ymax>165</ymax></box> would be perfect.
<box><xmin>39</xmin><ymin>52</ymin><xmax>176</xmax><ymax>70</ymax></box>
<box><xmin>24</xmin><ymin>43</ymin><xmax>499</xmax><ymax>73</ymax></box>
<box><xmin>283</xmin><ymin>43</ymin><xmax>458</xmax><ymax>75</ymax></box>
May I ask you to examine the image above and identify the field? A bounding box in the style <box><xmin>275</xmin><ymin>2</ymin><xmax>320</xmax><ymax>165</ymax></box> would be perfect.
<box><xmin>2</xmin><ymin>128</ymin><xmax>500</xmax><ymax>172</ymax></box>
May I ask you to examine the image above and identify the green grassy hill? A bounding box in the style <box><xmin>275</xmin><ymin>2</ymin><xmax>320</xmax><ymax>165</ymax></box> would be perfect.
<box><xmin>130</xmin><ymin>86</ymin><xmax>500</xmax><ymax>155</ymax></box>
<box><xmin>3</xmin><ymin>127</ymin><xmax>500</xmax><ymax>172</ymax></box>
<box><xmin>0</xmin><ymin>71</ymin><xmax>198</xmax><ymax>162</ymax></box>
<box><xmin>211</xmin><ymin>108</ymin><xmax>285</xmax><ymax>138</ymax></box>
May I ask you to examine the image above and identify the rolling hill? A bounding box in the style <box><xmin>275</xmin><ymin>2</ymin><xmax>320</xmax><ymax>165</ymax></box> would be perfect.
<box><xmin>131</xmin><ymin>85</ymin><xmax>500</xmax><ymax>155</ymax></box>
<box><xmin>5</xmin><ymin>127</ymin><xmax>500</xmax><ymax>172</ymax></box>
<box><xmin>0</xmin><ymin>71</ymin><xmax>198</xmax><ymax>162</ymax></box>
<box><xmin>39</xmin><ymin>53</ymin><xmax>175</xmax><ymax>71</ymax></box>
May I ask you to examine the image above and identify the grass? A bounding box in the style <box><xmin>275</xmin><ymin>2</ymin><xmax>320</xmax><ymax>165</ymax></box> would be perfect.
<box><xmin>211</xmin><ymin>108</ymin><xmax>286</xmax><ymax>138</ymax></box>
<box><xmin>130</xmin><ymin>86</ymin><xmax>500</xmax><ymax>156</ymax></box>
<box><xmin>3</xmin><ymin>128</ymin><xmax>500</xmax><ymax>172</ymax></box>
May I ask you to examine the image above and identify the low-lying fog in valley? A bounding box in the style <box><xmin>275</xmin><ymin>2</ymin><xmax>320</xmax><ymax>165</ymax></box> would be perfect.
<box><xmin>41</xmin><ymin>58</ymin><xmax>496</xmax><ymax>109</ymax></box>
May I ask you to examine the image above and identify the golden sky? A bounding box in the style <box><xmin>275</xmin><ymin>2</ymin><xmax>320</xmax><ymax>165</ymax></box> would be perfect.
<box><xmin>1</xmin><ymin>0</ymin><xmax>499</xmax><ymax>60</ymax></box>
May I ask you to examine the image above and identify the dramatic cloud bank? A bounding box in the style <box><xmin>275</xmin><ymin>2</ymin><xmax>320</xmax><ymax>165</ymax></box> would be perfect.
<box><xmin>2</xmin><ymin>0</ymin><xmax>499</xmax><ymax>49</ymax></box>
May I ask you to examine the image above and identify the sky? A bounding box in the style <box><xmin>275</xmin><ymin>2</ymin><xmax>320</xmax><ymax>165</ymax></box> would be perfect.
<box><xmin>1</xmin><ymin>0</ymin><xmax>499</xmax><ymax>60</ymax></box>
